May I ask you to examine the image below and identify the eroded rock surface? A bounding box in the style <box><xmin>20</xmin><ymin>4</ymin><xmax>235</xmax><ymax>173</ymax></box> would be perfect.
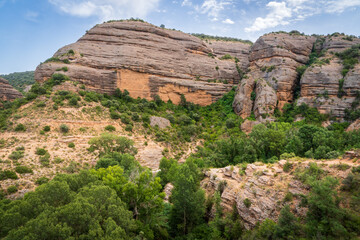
<box><xmin>233</xmin><ymin>33</ymin><xmax>315</xmax><ymax>119</ymax></box>
<box><xmin>35</xmin><ymin>21</ymin><xmax>250</xmax><ymax>106</ymax></box>
<box><xmin>202</xmin><ymin>158</ymin><xmax>359</xmax><ymax>229</ymax></box>
<box><xmin>0</xmin><ymin>77</ymin><xmax>23</xmax><ymax>101</ymax></box>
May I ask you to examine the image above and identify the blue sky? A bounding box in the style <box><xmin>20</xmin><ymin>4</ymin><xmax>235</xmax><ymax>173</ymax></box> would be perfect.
<box><xmin>1</xmin><ymin>0</ymin><xmax>360</xmax><ymax>74</ymax></box>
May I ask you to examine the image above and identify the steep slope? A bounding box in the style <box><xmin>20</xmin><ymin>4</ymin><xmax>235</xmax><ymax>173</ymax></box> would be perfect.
<box><xmin>0</xmin><ymin>77</ymin><xmax>23</xmax><ymax>101</ymax></box>
<box><xmin>297</xmin><ymin>35</ymin><xmax>360</xmax><ymax>119</ymax></box>
<box><xmin>232</xmin><ymin>33</ymin><xmax>315</xmax><ymax>120</ymax></box>
<box><xmin>35</xmin><ymin>21</ymin><xmax>251</xmax><ymax>106</ymax></box>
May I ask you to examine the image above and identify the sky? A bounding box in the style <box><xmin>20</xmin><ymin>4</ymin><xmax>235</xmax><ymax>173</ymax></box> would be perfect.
<box><xmin>1</xmin><ymin>0</ymin><xmax>360</xmax><ymax>74</ymax></box>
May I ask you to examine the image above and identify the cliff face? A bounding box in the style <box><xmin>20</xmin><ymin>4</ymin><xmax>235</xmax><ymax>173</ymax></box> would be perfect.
<box><xmin>0</xmin><ymin>77</ymin><xmax>23</xmax><ymax>101</ymax></box>
<box><xmin>297</xmin><ymin>36</ymin><xmax>360</xmax><ymax>118</ymax></box>
<box><xmin>35</xmin><ymin>22</ymin><xmax>360</xmax><ymax>119</ymax></box>
<box><xmin>35</xmin><ymin>21</ymin><xmax>250</xmax><ymax>106</ymax></box>
<box><xmin>232</xmin><ymin>33</ymin><xmax>316</xmax><ymax>120</ymax></box>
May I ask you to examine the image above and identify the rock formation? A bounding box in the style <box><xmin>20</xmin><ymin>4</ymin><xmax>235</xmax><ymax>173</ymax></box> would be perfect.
<box><xmin>233</xmin><ymin>33</ymin><xmax>315</xmax><ymax>120</ymax></box>
<box><xmin>202</xmin><ymin>158</ymin><xmax>359</xmax><ymax>229</ymax></box>
<box><xmin>35</xmin><ymin>22</ymin><xmax>360</xmax><ymax>120</ymax></box>
<box><xmin>0</xmin><ymin>77</ymin><xmax>23</xmax><ymax>101</ymax></box>
<box><xmin>35</xmin><ymin>21</ymin><xmax>251</xmax><ymax>106</ymax></box>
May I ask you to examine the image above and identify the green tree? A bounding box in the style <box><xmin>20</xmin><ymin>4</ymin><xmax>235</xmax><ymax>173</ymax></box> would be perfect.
<box><xmin>170</xmin><ymin>163</ymin><xmax>206</xmax><ymax>236</ymax></box>
<box><xmin>88</xmin><ymin>133</ymin><xmax>137</xmax><ymax>156</ymax></box>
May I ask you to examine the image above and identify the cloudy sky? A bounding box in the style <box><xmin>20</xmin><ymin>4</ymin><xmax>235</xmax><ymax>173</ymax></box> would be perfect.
<box><xmin>1</xmin><ymin>0</ymin><xmax>360</xmax><ymax>73</ymax></box>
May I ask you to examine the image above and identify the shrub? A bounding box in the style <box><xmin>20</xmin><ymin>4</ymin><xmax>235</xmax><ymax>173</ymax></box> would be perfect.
<box><xmin>110</xmin><ymin>111</ymin><xmax>120</xmax><ymax>119</ymax></box>
<box><xmin>68</xmin><ymin>97</ymin><xmax>78</xmax><ymax>106</ymax></box>
<box><xmin>125</xmin><ymin>124</ymin><xmax>133</xmax><ymax>132</ymax></box>
<box><xmin>60</xmin><ymin>124</ymin><xmax>69</xmax><ymax>133</ymax></box>
<box><xmin>15</xmin><ymin>166</ymin><xmax>33</xmax><ymax>174</ymax></box>
<box><xmin>7</xmin><ymin>185</ymin><xmax>18</xmax><ymax>194</ymax></box>
<box><xmin>283</xmin><ymin>192</ymin><xmax>293</xmax><ymax>202</ymax></box>
<box><xmin>225</xmin><ymin>118</ymin><xmax>236</xmax><ymax>129</ymax></box>
<box><xmin>283</xmin><ymin>162</ymin><xmax>293</xmax><ymax>173</ymax></box>
<box><xmin>120</xmin><ymin>114</ymin><xmax>131</xmax><ymax>124</ymax></box>
<box><xmin>35</xmin><ymin>148</ymin><xmax>47</xmax><ymax>156</ymax></box>
<box><xmin>14</xmin><ymin>124</ymin><xmax>26</xmax><ymax>132</ymax></box>
<box><xmin>39</xmin><ymin>153</ymin><xmax>51</xmax><ymax>167</ymax></box>
<box><xmin>53</xmin><ymin>157</ymin><xmax>64</xmax><ymax>164</ymax></box>
<box><xmin>68</xmin><ymin>142</ymin><xmax>75</xmax><ymax>148</ymax></box>
<box><xmin>36</xmin><ymin>101</ymin><xmax>46</xmax><ymax>107</ymax></box>
<box><xmin>43</xmin><ymin>126</ymin><xmax>50</xmax><ymax>132</ymax></box>
<box><xmin>0</xmin><ymin>170</ymin><xmax>18</xmax><ymax>180</ymax></box>
<box><xmin>8</xmin><ymin>150</ymin><xmax>24</xmax><ymax>160</ymax></box>
<box><xmin>35</xmin><ymin>177</ymin><xmax>49</xmax><ymax>185</ymax></box>
<box><xmin>105</xmin><ymin>125</ymin><xmax>116</xmax><ymax>132</ymax></box>
<box><xmin>243</xmin><ymin>198</ymin><xmax>251</xmax><ymax>208</ymax></box>
<box><xmin>280</xmin><ymin>152</ymin><xmax>295</xmax><ymax>159</ymax></box>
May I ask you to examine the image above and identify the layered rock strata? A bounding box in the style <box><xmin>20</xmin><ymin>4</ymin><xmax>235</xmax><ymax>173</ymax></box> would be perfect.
<box><xmin>0</xmin><ymin>77</ymin><xmax>23</xmax><ymax>101</ymax></box>
<box><xmin>35</xmin><ymin>21</ymin><xmax>251</xmax><ymax>105</ymax></box>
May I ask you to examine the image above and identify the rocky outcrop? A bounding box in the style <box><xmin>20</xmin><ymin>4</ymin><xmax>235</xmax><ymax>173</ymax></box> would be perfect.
<box><xmin>297</xmin><ymin>57</ymin><xmax>360</xmax><ymax>118</ymax></box>
<box><xmin>233</xmin><ymin>33</ymin><xmax>315</xmax><ymax>119</ymax></box>
<box><xmin>202</xmin><ymin>159</ymin><xmax>359</xmax><ymax>229</ymax></box>
<box><xmin>0</xmin><ymin>77</ymin><xmax>23</xmax><ymax>101</ymax></box>
<box><xmin>322</xmin><ymin>34</ymin><xmax>360</xmax><ymax>53</ymax></box>
<box><xmin>35</xmin><ymin>21</ymin><xmax>250</xmax><ymax>106</ymax></box>
<box><xmin>34</xmin><ymin>22</ymin><xmax>360</xmax><ymax>120</ymax></box>
<box><xmin>150</xmin><ymin>116</ymin><xmax>170</xmax><ymax>129</ymax></box>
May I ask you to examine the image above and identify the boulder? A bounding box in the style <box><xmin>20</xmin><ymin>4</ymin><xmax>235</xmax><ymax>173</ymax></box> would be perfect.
<box><xmin>150</xmin><ymin>116</ymin><xmax>170</xmax><ymax>129</ymax></box>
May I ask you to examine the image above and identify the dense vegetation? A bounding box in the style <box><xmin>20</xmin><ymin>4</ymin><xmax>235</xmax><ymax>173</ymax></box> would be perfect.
<box><xmin>0</xmin><ymin>71</ymin><xmax>34</xmax><ymax>92</ymax></box>
<box><xmin>191</xmin><ymin>33</ymin><xmax>253</xmax><ymax>45</ymax></box>
<box><xmin>1</xmin><ymin>76</ymin><xmax>360</xmax><ymax>239</ymax></box>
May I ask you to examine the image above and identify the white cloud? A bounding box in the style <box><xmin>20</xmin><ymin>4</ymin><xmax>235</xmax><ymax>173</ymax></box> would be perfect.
<box><xmin>245</xmin><ymin>1</ymin><xmax>291</xmax><ymax>32</ymax></box>
<box><xmin>222</xmin><ymin>18</ymin><xmax>234</xmax><ymax>24</ymax></box>
<box><xmin>325</xmin><ymin>0</ymin><xmax>360</xmax><ymax>13</ymax></box>
<box><xmin>25</xmin><ymin>11</ymin><xmax>39</xmax><ymax>22</ymax></box>
<box><xmin>48</xmin><ymin>0</ymin><xmax>160</xmax><ymax>21</ymax></box>
<box><xmin>196</xmin><ymin>0</ymin><xmax>232</xmax><ymax>18</ymax></box>
<box><xmin>245</xmin><ymin>0</ymin><xmax>360</xmax><ymax>32</ymax></box>
<box><xmin>181</xmin><ymin>0</ymin><xmax>192</xmax><ymax>7</ymax></box>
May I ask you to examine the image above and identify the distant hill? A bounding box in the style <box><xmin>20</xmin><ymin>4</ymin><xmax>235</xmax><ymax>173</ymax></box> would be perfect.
<box><xmin>0</xmin><ymin>71</ymin><xmax>34</xmax><ymax>92</ymax></box>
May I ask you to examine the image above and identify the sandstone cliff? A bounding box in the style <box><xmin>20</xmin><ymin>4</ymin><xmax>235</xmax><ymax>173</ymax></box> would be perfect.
<box><xmin>35</xmin><ymin>23</ymin><xmax>360</xmax><ymax>120</ymax></box>
<box><xmin>233</xmin><ymin>33</ymin><xmax>315</xmax><ymax>120</ymax></box>
<box><xmin>0</xmin><ymin>77</ymin><xmax>23</xmax><ymax>101</ymax></box>
<box><xmin>35</xmin><ymin>21</ymin><xmax>251</xmax><ymax>106</ymax></box>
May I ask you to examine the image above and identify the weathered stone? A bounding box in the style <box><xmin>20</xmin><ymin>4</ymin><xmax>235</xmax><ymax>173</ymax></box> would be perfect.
<box><xmin>0</xmin><ymin>77</ymin><xmax>23</xmax><ymax>101</ymax></box>
<box><xmin>35</xmin><ymin>21</ymin><xmax>249</xmax><ymax>106</ymax></box>
<box><xmin>233</xmin><ymin>33</ymin><xmax>315</xmax><ymax>119</ymax></box>
<box><xmin>150</xmin><ymin>116</ymin><xmax>170</xmax><ymax>129</ymax></box>
<box><xmin>164</xmin><ymin>183</ymin><xmax>174</xmax><ymax>202</ymax></box>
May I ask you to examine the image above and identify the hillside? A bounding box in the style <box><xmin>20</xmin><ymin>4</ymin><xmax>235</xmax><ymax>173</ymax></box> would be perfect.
<box><xmin>1</xmin><ymin>21</ymin><xmax>360</xmax><ymax>239</ymax></box>
<box><xmin>0</xmin><ymin>71</ymin><xmax>35</xmax><ymax>92</ymax></box>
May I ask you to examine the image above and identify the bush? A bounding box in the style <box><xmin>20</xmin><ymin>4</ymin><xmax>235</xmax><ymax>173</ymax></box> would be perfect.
<box><xmin>15</xmin><ymin>166</ymin><xmax>33</xmax><ymax>174</ymax></box>
<box><xmin>39</xmin><ymin>153</ymin><xmax>51</xmax><ymax>167</ymax></box>
<box><xmin>0</xmin><ymin>170</ymin><xmax>18</xmax><ymax>180</ymax></box>
<box><xmin>35</xmin><ymin>177</ymin><xmax>49</xmax><ymax>185</ymax></box>
<box><xmin>283</xmin><ymin>162</ymin><xmax>293</xmax><ymax>173</ymax></box>
<box><xmin>8</xmin><ymin>150</ymin><xmax>24</xmax><ymax>160</ymax></box>
<box><xmin>68</xmin><ymin>142</ymin><xmax>75</xmax><ymax>148</ymax></box>
<box><xmin>110</xmin><ymin>111</ymin><xmax>120</xmax><ymax>119</ymax></box>
<box><xmin>243</xmin><ymin>198</ymin><xmax>251</xmax><ymax>208</ymax></box>
<box><xmin>283</xmin><ymin>192</ymin><xmax>293</xmax><ymax>202</ymax></box>
<box><xmin>43</xmin><ymin>126</ymin><xmax>50</xmax><ymax>132</ymax></box>
<box><xmin>225</xmin><ymin>118</ymin><xmax>236</xmax><ymax>129</ymax></box>
<box><xmin>35</xmin><ymin>148</ymin><xmax>47</xmax><ymax>156</ymax></box>
<box><xmin>60</xmin><ymin>124</ymin><xmax>69</xmax><ymax>133</ymax></box>
<box><xmin>105</xmin><ymin>125</ymin><xmax>116</xmax><ymax>132</ymax></box>
<box><xmin>125</xmin><ymin>124</ymin><xmax>133</xmax><ymax>132</ymax></box>
<box><xmin>7</xmin><ymin>185</ymin><xmax>18</xmax><ymax>194</ymax></box>
<box><xmin>14</xmin><ymin>124</ymin><xmax>26</xmax><ymax>132</ymax></box>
